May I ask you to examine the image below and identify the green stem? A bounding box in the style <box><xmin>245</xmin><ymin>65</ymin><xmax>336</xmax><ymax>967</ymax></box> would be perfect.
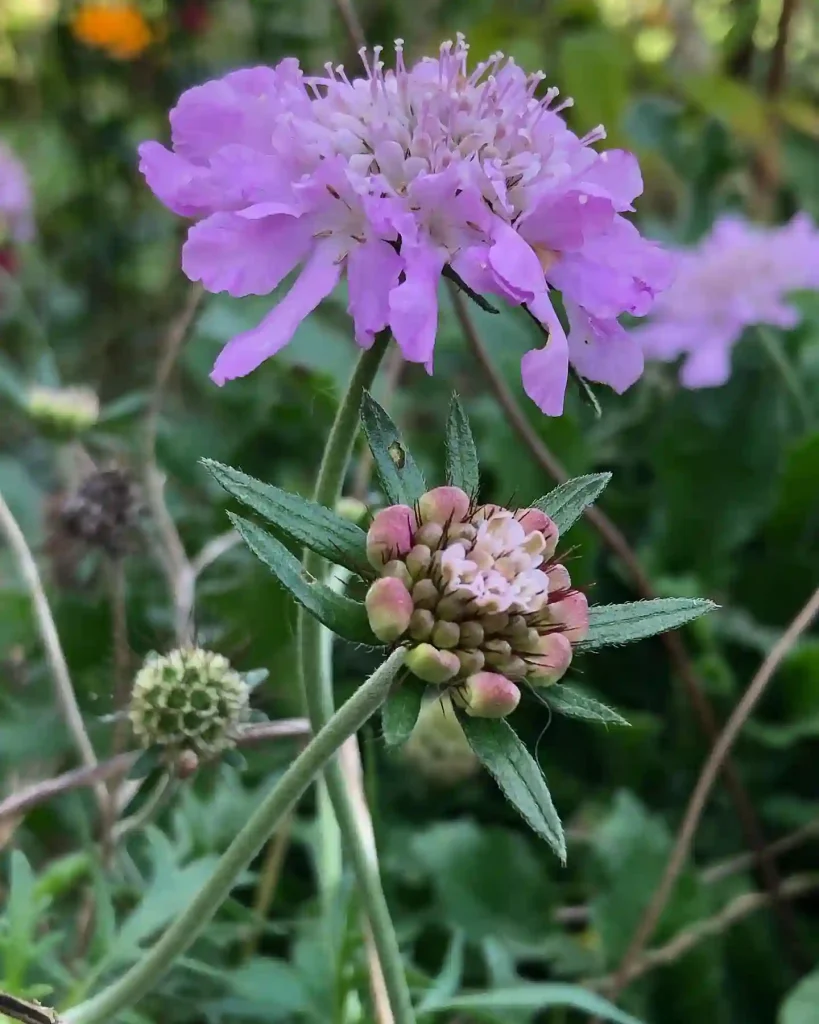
<box><xmin>756</xmin><ymin>325</ymin><xmax>814</xmax><ymax>430</ymax></box>
<box><xmin>63</xmin><ymin>648</ymin><xmax>406</xmax><ymax>1024</ymax></box>
<box><xmin>298</xmin><ymin>332</ymin><xmax>416</xmax><ymax>1024</ymax></box>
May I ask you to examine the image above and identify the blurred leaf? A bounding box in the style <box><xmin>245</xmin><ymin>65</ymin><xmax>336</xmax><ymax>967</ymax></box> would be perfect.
<box><xmin>682</xmin><ymin>75</ymin><xmax>770</xmax><ymax>146</ymax></box>
<box><xmin>128</xmin><ymin>747</ymin><xmax>163</xmax><ymax>780</ymax></box>
<box><xmin>460</xmin><ymin>717</ymin><xmax>566</xmax><ymax>861</ymax></box>
<box><xmin>228</xmin><ymin>514</ymin><xmax>379</xmax><ymax>645</ymax></box>
<box><xmin>204</xmin><ymin>459</ymin><xmax>370</xmax><ymax>575</ymax></box>
<box><xmin>445</xmin><ymin>393</ymin><xmax>480</xmax><ymax>496</ymax></box>
<box><xmin>579</xmin><ymin>598</ymin><xmax>716</xmax><ymax>650</ymax></box>
<box><xmin>559</xmin><ymin>30</ymin><xmax>631</xmax><ymax>144</ymax></box>
<box><xmin>382</xmin><ymin>679</ymin><xmax>425</xmax><ymax>747</ymax></box>
<box><xmin>541</xmin><ymin>684</ymin><xmax>630</xmax><ymax>726</ymax></box>
<box><xmin>779</xmin><ymin>969</ymin><xmax>819</xmax><ymax>1024</ymax></box>
<box><xmin>361</xmin><ymin>392</ymin><xmax>426</xmax><ymax>505</ymax></box>
<box><xmin>420</xmin><ymin>983</ymin><xmax>644</xmax><ymax>1023</ymax></box>
<box><xmin>534</xmin><ymin>473</ymin><xmax>611</xmax><ymax>533</ymax></box>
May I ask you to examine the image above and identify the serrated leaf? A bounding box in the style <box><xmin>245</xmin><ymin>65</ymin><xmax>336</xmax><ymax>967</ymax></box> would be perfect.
<box><xmin>128</xmin><ymin>746</ymin><xmax>163</xmax><ymax>780</ymax></box>
<box><xmin>578</xmin><ymin>598</ymin><xmax>717</xmax><ymax>651</ymax></box>
<box><xmin>204</xmin><ymin>460</ymin><xmax>370</xmax><ymax>575</ymax></box>
<box><xmin>534</xmin><ymin>473</ymin><xmax>611</xmax><ymax>533</ymax></box>
<box><xmin>382</xmin><ymin>678</ymin><xmax>425</xmax><ymax>746</ymax></box>
<box><xmin>229</xmin><ymin>513</ymin><xmax>380</xmax><ymax>646</ymax></box>
<box><xmin>360</xmin><ymin>392</ymin><xmax>426</xmax><ymax>505</ymax></box>
<box><xmin>445</xmin><ymin>394</ymin><xmax>479</xmax><ymax>496</ymax></box>
<box><xmin>541</xmin><ymin>684</ymin><xmax>630</xmax><ymax>726</ymax></box>
<box><xmin>460</xmin><ymin>717</ymin><xmax>566</xmax><ymax>861</ymax></box>
<box><xmin>419</xmin><ymin>983</ymin><xmax>644</xmax><ymax>1024</ymax></box>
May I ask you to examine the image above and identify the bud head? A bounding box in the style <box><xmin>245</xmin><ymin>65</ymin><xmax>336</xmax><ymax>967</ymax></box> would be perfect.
<box><xmin>418</xmin><ymin>486</ymin><xmax>470</xmax><ymax>526</ymax></box>
<box><xmin>365</xmin><ymin>576</ymin><xmax>413</xmax><ymax>642</ymax></box>
<box><xmin>548</xmin><ymin>591</ymin><xmax>590</xmax><ymax>642</ymax></box>
<box><xmin>455</xmin><ymin>672</ymin><xmax>521</xmax><ymax>718</ymax></box>
<box><xmin>366</xmin><ymin>505</ymin><xmax>415</xmax><ymax>568</ymax></box>
<box><xmin>405</xmin><ymin>643</ymin><xmax>461</xmax><ymax>684</ymax></box>
<box><xmin>528</xmin><ymin>632</ymin><xmax>573</xmax><ymax>685</ymax></box>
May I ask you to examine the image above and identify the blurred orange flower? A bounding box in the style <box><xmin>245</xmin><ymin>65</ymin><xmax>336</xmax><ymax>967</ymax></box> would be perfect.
<box><xmin>71</xmin><ymin>1</ymin><xmax>152</xmax><ymax>60</ymax></box>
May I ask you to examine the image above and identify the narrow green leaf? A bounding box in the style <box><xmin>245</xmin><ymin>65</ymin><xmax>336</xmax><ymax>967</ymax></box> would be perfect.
<box><xmin>534</xmin><ymin>473</ymin><xmax>611</xmax><ymax>533</ymax></box>
<box><xmin>460</xmin><ymin>717</ymin><xmax>566</xmax><ymax>862</ymax></box>
<box><xmin>203</xmin><ymin>459</ymin><xmax>370</xmax><ymax>576</ymax></box>
<box><xmin>128</xmin><ymin>746</ymin><xmax>163</xmax><ymax>780</ymax></box>
<box><xmin>578</xmin><ymin>598</ymin><xmax>718</xmax><ymax>651</ymax></box>
<box><xmin>229</xmin><ymin>513</ymin><xmax>380</xmax><ymax>646</ymax></box>
<box><xmin>382</xmin><ymin>679</ymin><xmax>425</xmax><ymax>746</ymax></box>
<box><xmin>445</xmin><ymin>394</ymin><xmax>479</xmax><ymax>496</ymax></box>
<box><xmin>541</xmin><ymin>684</ymin><xmax>630</xmax><ymax>726</ymax></box>
<box><xmin>419</xmin><ymin>983</ymin><xmax>644</xmax><ymax>1024</ymax></box>
<box><xmin>360</xmin><ymin>392</ymin><xmax>426</xmax><ymax>505</ymax></box>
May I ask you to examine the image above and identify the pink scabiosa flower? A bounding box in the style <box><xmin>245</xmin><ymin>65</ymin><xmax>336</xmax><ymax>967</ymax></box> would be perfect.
<box><xmin>139</xmin><ymin>36</ymin><xmax>673</xmax><ymax>414</ymax></box>
<box><xmin>0</xmin><ymin>141</ymin><xmax>34</xmax><ymax>270</ymax></box>
<box><xmin>634</xmin><ymin>214</ymin><xmax>819</xmax><ymax>388</ymax></box>
<box><xmin>360</xmin><ymin>484</ymin><xmax>587</xmax><ymax>717</ymax></box>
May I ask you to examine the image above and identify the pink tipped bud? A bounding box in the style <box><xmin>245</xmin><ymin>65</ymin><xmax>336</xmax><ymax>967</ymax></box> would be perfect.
<box><xmin>548</xmin><ymin>591</ymin><xmax>589</xmax><ymax>642</ymax></box>
<box><xmin>418</xmin><ymin>486</ymin><xmax>470</xmax><ymax>526</ymax></box>
<box><xmin>546</xmin><ymin>563</ymin><xmax>572</xmax><ymax>594</ymax></box>
<box><xmin>529</xmin><ymin>632</ymin><xmax>573</xmax><ymax>684</ymax></box>
<box><xmin>405</xmin><ymin>643</ymin><xmax>461</xmax><ymax>684</ymax></box>
<box><xmin>518</xmin><ymin>508</ymin><xmax>559</xmax><ymax>557</ymax></box>
<box><xmin>366</xmin><ymin>505</ymin><xmax>416</xmax><ymax>569</ymax></box>
<box><xmin>456</xmin><ymin>672</ymin><xmax>521</xmax><ymax>718</ymax></box>
<box><xmin>365</xmin><ymin>577</ymin><xmax>413</xmax><ymax>642</ymax></box>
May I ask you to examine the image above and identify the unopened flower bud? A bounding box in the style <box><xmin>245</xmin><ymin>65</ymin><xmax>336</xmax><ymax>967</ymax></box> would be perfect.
<box><xmin>482</xmin><ymin>612</ymin><xmax>510</xmax><ymax>635</ymax></box>
<box><xmin>499</xmin><ymin>655</ymin><xmax>527</xmax><ymax>681</ymax></box>
<box><xmin>366</xmin><ymin>505</ymin><xmax>415</xmax><ymax>568</ymax></box>
<box><xmin>365</xmin><ymin>577</ymin><xmax>413</xmax><ymax>642</ymax></box>
<box><xmin>529</xmin><ymin>632</ymin><xmax>573</xmax><ymax>684</ymax></box>
<box><xmin>458</xmin><ymin>621</ymin><xmax>484</xmax><ymax>648</ymax></box>
<box><xmin>456</xmin><ymin>649</ymin><xmax>485</xmax><ymax>676</ymax></box>
<box><xmin>27</xmin><ymin>385</ymin><xmax>99</xmax><ymax>438</ymax></box>
<box><xmin>547</xmin><ymin>563</ymin><xmax>572</xmax><ymax>594</ymax></box>
<box><xmin>448</xmin><ymin>522</ymin><xmax>477</xmax><ymax>543</ymax></box>
<box><xmin>483</xmin><ymin>638</ymin><xmax>512</xmax><ymax>658</ymax></box>
<box><xmin>382</xmin><ymin>559</ymin><xmax>413</xmax><ymax>588</ymax></box>
<box><xmin>431</xmin><ymin>620</ymin><xmax>460</xmax><ymax>649</ymax></box>
<box><xmin>335</xmin><ymin>497</ymin><xmax>368</xmax><ymax>525</ymax></box>
<box><xmin>175</xmin><ymin>748</ymin><xmax>200</xmax><ymax>779</ymax></box>
<box><xmin>415</xmin><ymin>521</ymin><xmax>444</xmax><ymax>548</ymax></box>
<box><xmin>412</xmin><ymin>578</ymin><xmax>439</xmax><ymax>609</ymax></box>
<box><xmin>518</xmin><ymin>508</ymin><xmax>559</xmax><ymax>556</ymax></box>
<box><xmin>405</xmin><ymin>643</ymin><xmax>461</xmax><ymax>684</ymax></box>
<box><xmin>548</xmin><ymin>591</ymin><xmax>589</xmax><ymax>642</ymax></box>
<box><xmin>418</xmin><ymin>486</ymin><xmax>470</xmax><ymax>526</ymax></box>
<box><xmin>436</xmin><ymin>593</ymin><xmax>468</xmax><ymax>621</ymax></box>
<box><xmin>406</xmin><ymin>544</ymin><xmax>432</xmax><ymax>578</ymax></box>
<box><xmin>455</xmin><ymin>672</ymin><xmax>521</xmax><ymax>718</ymax></box>
<box><xmin>409</xmin><ymin>608</ymin><xmax>435</xmax><ymax>640</ymax></box>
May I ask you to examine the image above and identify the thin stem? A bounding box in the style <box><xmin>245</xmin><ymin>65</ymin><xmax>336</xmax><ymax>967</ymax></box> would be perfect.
<box><xmin>450</xmin><ymin>287</ymin><xmax>804</xmax><ymax>968</ymax></box>
<box><xmin>297</xmin><ymin>332</ymin><xmax>415</xmax><ymax>1024</ymax></box>
<box><xmin>756</xmin><ymin>325</ymin><xmax>813</xmax><ymax>429</ymax></box>
<box><xmin>0</xmin><ymin>489</ymin><xmax>107</xmax><ymax>814</ymax></box>
<box><xmin>0</xmin><ymin>719</ymin><xmax>310</xmax><ymax>825</ymax></box>
<box><xmin>766</xmin><ymin>0</ymin><xmax>799</xmax><ymax>96</ymax></box>
<box><xmin>242</xmin><ymin>814</ymin><xmax>294</xmax><ymax>959</ymax></box>
<box><xmin>608</xmin><ymin>585</ymin><xmax>819</xmax><ymax>1003</ymax></box>
<box><xmin>63</xmin><ymin>649</ymin><xmax>405</xmax><ymax>1024</ymax></box>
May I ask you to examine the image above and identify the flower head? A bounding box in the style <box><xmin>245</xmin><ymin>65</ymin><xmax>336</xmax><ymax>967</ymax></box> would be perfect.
<box><xmin>362</xmin><ymin>486</ymin><xmax>587</xmax><ymax>717</ymax></box>
<box><xmin>71</xmin><ymin>1</ymin><xmax>153</xmax><ymax>60</ymax></box>
<box><xmin>139</xmin><ymin>36</ymin><xmax>673</xmax><ymax>414</ymax></box>
<box><xmin>129</xmin><ymin>648</ymin><xmax>249</xmax><ymax>757</ymax></box>
<box><xmin>26</xmin><ymin>385</ymin><xmax>99</xmax><ymax>437</ymax></box>
<box><xmin>0</xmin><ymin>141</ymin><xmax>33</xmax><ymax>247</ymax></box>
<box><xmin>634</xmin><ymin>214</ymin><xmax>819</xmax><ymax>387</ymax></box>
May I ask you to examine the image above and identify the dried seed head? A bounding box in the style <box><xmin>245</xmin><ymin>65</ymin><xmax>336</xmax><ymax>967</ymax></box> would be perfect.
<box><xmin>58</xmin><ymin>467</ymin><xmax>141</xmax><ymax>557</ymax></box>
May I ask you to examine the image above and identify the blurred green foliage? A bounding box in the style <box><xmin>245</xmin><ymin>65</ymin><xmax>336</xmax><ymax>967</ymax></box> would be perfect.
<box><xmin>1</xmin><ymin>0</ymin><xmax>819</xmax><ymax>1022</ymax></box>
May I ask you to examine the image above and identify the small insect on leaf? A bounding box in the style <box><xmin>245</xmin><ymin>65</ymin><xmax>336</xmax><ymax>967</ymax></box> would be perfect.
<box><xmin>388</xmin><ymin>441</ymin><xmax>405</xmax><ymax>469</ymax></box>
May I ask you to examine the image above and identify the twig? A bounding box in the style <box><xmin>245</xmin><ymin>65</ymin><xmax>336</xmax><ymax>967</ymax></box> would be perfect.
<box><xmin>113</xmin><ymin>774</ymin><xmax>178</xmax><ymax>843</ymax></box>
<box><xmin>174</xmin><ymin>529</ymin><xmax>241</xmax><ymax>644</ymax></box>
<box><xmin>0</xmin><ymin>720</ymin><xmax>311</xmax><ymax>825</ymax></box>
<box><xmin>0</xmin><ymin>992</ymin><xmax>61</xmax><ymax>1024</ymax></box>
<box><xmin>766</xmin><ymin>0</ymin><xmax>799</xmax><ymax>97</ymax></box>
<box><xmin>108</xmin><ymin>559</ymin><xmax>132</xmax><ymax>755</ymax></box>
<box><xmin>0</xmin><ymin>489</ymin><xmax>107</xmax><ymax>815</ymax></box>
<box><xmin>449</xmin><ymin>287</ymin><xmax>803</xmax><ymax>967</ymax></box>
<box><xmin>142</xmin><ymin>285</ymin><xmax>204</xmax><ymax>632</ymax></box>
<box><xmin>242</xmin><ymin>814</ymin><xmax>294</xmax><ymax>959</ymax></box>
<box><xmin>331</xmin><ymin>0</ymin><xmax>366</xmax><ymax>51</ymax></box>
<box><xmin>587</xmin><ymin>873</ymin><xmax>819</xmax><ymax>994</ymax></box>
<box><xmin>702</xmin><ymin>818</ymin><xmax>819</xmax><ymax>885</ymax></box>
<box><xmin>608</xmin><ymin>585</ymin><xmax>819</xmax><ymax>1003</ymax></box>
